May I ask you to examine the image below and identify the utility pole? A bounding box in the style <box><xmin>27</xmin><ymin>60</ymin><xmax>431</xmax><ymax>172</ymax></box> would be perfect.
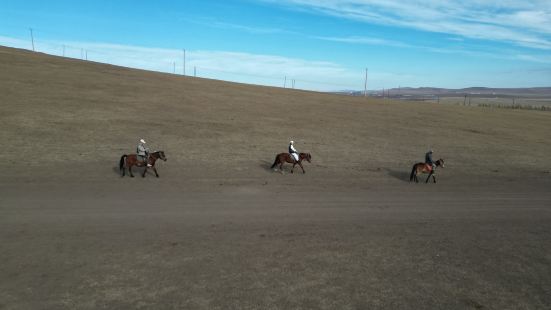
<box><xmin>194</xmin><ymin>66</ymin><xmax>196</xmax><ymax>77</ymax></box>
<box><xmin>29</xmin><ymin>28</ymin><xmax>35</xmax><ymax>51</ymax></box>
<box><xmin>183</xmin><ymin>49</ymin><xmax>186</xmax><ymax>75</ymax></box>
<box><xmin>364</xmin><ymin>68</ymin><xmax>368</xmax><ymax>97</ymax></box>
<box><xmin>284</xmin><ymin>76</ymin><xmax>287</xmax><ymax>88</ymax></box>
<box><xmin>62</xmin><ymin>45</ymin><xmax>65</xmax><ymax>57</ymax></box>
<box><xmin>85</xmin><ymin>50</ymin><xmax>88</xmax><ymax>61</ymax></box>
<box><xmin>173</xmin><ymin>61</ymin><xmax>176</xmax><ymax>74</ymax></box>
<box><xmin>81</xmin><ymin>48</ymin><xmax>84</xmax><ymax>60</ymax></box>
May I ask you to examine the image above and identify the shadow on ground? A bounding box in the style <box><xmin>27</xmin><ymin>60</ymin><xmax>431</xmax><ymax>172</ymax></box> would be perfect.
<box><xmin>259</xmin><ymin>160</ymin><xmax>275</xmax><ymax>173</ymax></box>
<box><xmin>114</xmin><ymin>165</ymin><xmax>158</xmax><ymax>177</ymax></box>
<box><xmin>385</xmin><ymin>168</ymin><xmax>411</xmax><ymax>183</ymax></box>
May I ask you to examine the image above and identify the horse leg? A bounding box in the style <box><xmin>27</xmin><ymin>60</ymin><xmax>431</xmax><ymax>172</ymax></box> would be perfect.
<box><xmin>291</xmin><ymin>163</ymin><xmax>296</xmax><ymax>174</ymax></box>
<box><xmin>298</xmin><ymin>162</ymin><xmax>305</xmax><ymax>174</ymax></box>
<box><xmin>432</xmin><ymin>174</ymin><xmax>437</xmax><ymax>183</ymax></box>
<box><xmin>153</xmin><ymin>167</ymin><xmax>159</xmax><ymax>177</ymax></box>
<box><xmin>129</xmin><ymin>165</ymin><xmax>135</xmax><ymax>177</ymax></box>
<box><xmin>279</xmin><ymin>162</ymin><xmax>284</xmax><ymax>174</ymax></box>
<box><xmin>425</xmin><ymin>172</ymin><xmax>432</xmax><ymax>183</ymax></box>
<box><xmin>142</xmin><ymin>166</ymin><xmax>147</xmax><ymax>178</ymax></box>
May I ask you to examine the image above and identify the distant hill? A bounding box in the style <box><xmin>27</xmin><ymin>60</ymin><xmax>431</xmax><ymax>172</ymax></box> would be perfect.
<box><xmin>341</xmin><ymin>87</ymin><xmax>551</xmax><ymax>98</ymax></box>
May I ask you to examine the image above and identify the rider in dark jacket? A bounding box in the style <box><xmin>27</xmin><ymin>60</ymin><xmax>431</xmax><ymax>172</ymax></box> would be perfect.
<box><xmin>425</xmin><ymin>149</ymin><xmax>435</xmax><ymax>171</ymax></box>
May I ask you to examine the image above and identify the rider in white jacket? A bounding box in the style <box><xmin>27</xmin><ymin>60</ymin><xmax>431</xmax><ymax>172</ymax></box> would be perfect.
<box><xmin>137</xmin><ymin>139</ymin><xmax>152</xmax><ymax>167</ymax></box>
<box><xmin>289</xmin><ymin>140</ymin><xmax>299</xmax><ymax>162</ymax></box>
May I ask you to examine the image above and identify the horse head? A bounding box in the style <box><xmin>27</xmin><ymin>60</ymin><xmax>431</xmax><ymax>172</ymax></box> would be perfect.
<box><xmin>436</xmin><ymin>158</ymin><xmax>444</xmax><ymax>168</ymax></box>
<box><xmin>154</xmin><ymin>151</ymin><xmax>167</xmax><ymax>161</ymax></box>
<box><xmin>302</xmin><ymin>153</ymin><xmax>312</xmax><ymax>163</ymax></box>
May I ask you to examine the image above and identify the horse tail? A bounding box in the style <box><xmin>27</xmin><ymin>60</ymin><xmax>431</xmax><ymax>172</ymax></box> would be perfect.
<box><xmin>119</xmin><ymin>155</ymin><xmax>127</xmax><ymax>174</ymax></box>
<box><xmin>410</xmin><ymin>164</ymin><xmax>416</xmax><ymax>181</ymax></box>
<box><xmin>270</xmin><ymin>155</ymin><xmax>279</xmax><ymax>169</ymax></box>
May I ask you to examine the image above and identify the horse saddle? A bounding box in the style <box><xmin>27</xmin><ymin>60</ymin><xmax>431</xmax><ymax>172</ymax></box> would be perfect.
<box><xmin>138</xmin><ymin>155</ymin><xmax>148</xmax><ymax>164</ymax></box>
<box><xmin>424</xmin><ymin>163</ymin><xmax>433</xmax><ymax>172</ymax></box>
<box><xmin>291</xmin><ymin>153</ymin><xmax>299</xmax><ymax>161</ymax></box>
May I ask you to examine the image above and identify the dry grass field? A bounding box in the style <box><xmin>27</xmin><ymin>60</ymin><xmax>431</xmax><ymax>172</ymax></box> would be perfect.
<box><xmin>1</xmin><ymin>46</ymin><xmax>550</xmax><ymax>309</ymax></box>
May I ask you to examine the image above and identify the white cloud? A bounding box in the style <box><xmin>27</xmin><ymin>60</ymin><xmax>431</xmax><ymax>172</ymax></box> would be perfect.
<box><xmin>313</xmin><ymin>34</ymin><xmax>551</xmax><ymax>64</ymax></box>
<box><xmin>315</xmin><ymin>36</ymin><xmax>412</xmax><ymax>48</ymax></box>
<box><xmin>2</xmin><ymin>32</ymin><xmax>548</xmax><ymax>90</ymax></box>
<box><xmin>182</xmin><ymin>17</ymin><xmax>292</xmax><ymax>35</ymax></box>
<box><xmin>264</xmin><ymin>0</ymin><xmax>551</xmax><ymax>49</ymax></box>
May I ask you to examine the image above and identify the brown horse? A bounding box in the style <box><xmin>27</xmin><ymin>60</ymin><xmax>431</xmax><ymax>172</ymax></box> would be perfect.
<box><xmin>410</xmin><ymin>159</ymin><xmax>444</xmax><ymax>183</ymax></box>
<box><xmin>119</xmin><ymin>151</ymin><xmax>167</xmax><ymax>178</ymax></box>
<box><xmin>270</xmin><ymin>152</ymin><xmax>311</xmax><ymax>174</ymax></box>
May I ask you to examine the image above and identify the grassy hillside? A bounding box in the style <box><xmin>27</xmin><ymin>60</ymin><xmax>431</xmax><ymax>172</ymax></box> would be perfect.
<box><xmin>0</xmin><ymin>46</ymin><xmax>549</xmax><ymax>181</ymax></box>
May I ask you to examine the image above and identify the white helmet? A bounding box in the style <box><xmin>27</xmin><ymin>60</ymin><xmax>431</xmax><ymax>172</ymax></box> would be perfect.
<box><xmin>140</xmin><ymin>139</ymin><xmax>146</xmax><ymax>144</ymax></box>
<box><xmin>290</xmin><ymin>140</ymin><xmax>294</xmax><ymax>144</ymax></box>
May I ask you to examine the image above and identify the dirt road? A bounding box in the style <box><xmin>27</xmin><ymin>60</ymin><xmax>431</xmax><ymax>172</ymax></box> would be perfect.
<box><xmin>1</xmin><ymin>175</ymin><xmax>550</xmax><ymax>309</ymax></box>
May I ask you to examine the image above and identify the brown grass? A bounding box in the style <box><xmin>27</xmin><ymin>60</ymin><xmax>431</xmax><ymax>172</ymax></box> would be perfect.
<box><xmin>1</xmin><ymin>46</ymin><xmax>549</xmax><ymax>182</ymax></box>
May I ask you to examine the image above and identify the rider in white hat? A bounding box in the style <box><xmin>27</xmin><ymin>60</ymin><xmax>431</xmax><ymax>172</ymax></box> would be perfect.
<box><xmin>137</xmin><ymin>139</ymin><xmax>152</xmax><ymax>167</ymax></box>
<box><xmin>289</xmin><ymin>140</ymin><xmax>299</xmax><ymax>162</ymax></box>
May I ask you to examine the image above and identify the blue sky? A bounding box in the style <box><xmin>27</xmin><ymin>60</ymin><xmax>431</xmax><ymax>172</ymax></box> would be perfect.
<box><xmin>1</xmin><ymin>0</ymin><xmax>550</xmax><ymax>91</ymax></box>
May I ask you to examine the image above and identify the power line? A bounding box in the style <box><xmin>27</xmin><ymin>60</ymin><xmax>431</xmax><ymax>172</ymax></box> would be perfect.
<box><xmin>5</xmin><ymin>27</ymin><xmax>369</xmax><ymax>92</ymax></box>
